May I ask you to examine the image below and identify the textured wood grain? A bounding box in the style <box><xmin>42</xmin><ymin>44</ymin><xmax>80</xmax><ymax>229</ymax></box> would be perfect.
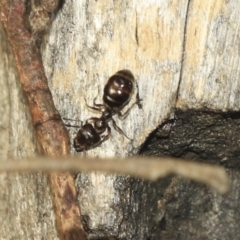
<box><xmin>177</xmin><ymin>0</ymin><xmax>240</xmax><ymax>110</ymax></box>
<box><xmin>0</xmin><ymin>24</ymin><xmax>58</xmax><ymax>239</ymax></box>
<box><xmin>0</xmin><ymin>0</ymin><xmax>85</xmax><ymax>239</ymax></box>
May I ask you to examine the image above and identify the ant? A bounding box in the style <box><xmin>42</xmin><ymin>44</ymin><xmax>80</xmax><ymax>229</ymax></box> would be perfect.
<box><xmin>69</xmin><ymin>69</ymin><xmax>142</xmax><ymax>152</ymax></box>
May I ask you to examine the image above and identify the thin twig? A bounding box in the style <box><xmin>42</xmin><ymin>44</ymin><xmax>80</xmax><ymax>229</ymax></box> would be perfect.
<box><xmin>0</xmin><ymin>1</ymin><xmax>85</xmax><ymax>239</ymax></box>
<box><xmin>1</xmin><ymin>156</ymin><xmax>230</xmax><ymax>194</ymax></box>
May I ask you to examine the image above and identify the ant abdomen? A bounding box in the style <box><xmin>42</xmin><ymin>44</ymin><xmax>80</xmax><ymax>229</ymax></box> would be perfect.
<box><xmin>103</xmin><ymin>69</ymin><xmax>135</xmax><ymax>110</ymax></box>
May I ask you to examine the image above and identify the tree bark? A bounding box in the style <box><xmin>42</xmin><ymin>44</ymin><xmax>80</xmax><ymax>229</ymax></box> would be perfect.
<box><xmin>0</xmin><ymin>0</ymin><xmax>239</xmax><ymax>239</ymax></box>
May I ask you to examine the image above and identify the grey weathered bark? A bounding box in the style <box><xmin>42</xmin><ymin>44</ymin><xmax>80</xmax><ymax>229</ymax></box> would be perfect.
<box><xmin>0</xmin><ymin>0</ymin><xmax>239</xmax><ymax>239</ymax></box>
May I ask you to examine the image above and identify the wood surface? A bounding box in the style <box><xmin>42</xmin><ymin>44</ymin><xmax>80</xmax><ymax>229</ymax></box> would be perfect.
<box><xmin>0</xmin><ymin>0</ymin><xmax>239</xmax><ymax>239</ymax></box>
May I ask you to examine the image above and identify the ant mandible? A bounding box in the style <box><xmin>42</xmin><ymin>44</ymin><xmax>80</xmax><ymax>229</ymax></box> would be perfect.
<box><xmin>73</xmin><ymin>69</ymin><xmax>142</xmax><ymax>152</ymax></box>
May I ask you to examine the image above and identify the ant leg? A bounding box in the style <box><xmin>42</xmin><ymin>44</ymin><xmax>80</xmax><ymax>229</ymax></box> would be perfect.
<box><xmin>74</xmin><ymin>146</ymin><xmax>87</xmax><ymax>157</ymax></box>
<box><xmin>117</xmin><ymin>103</ymin><xmax>135</xmax><ymax>120</ymax></box>
<box><xmin>65</xmin><ymin>124</ymin><xmax>81</xmax><ymax>128</ymax></box>
<box><xmin>111</xmin><ymin>118</ymin><xmax>132</xmax><ymax>140</ymax></box>
<box><xmin>63</xmin><ymin>117</ymin><xmax>82</xmax><ymax>128</ymax></box>
<box><xmin>62</xmin><ymin>117</ymin><xmax>81</xmax><ymax>122</ymax></box>
<box><xmin>100</xmin><ymin>125</ymin><xmax>111</xmax><ymax>144</ymax></box>
<box><xmin>64</xmin><ymin>118</ymin><xmax>82</xmax><ymax>128</ymax></box>
<box><xmin>85</xmin><ymin>97</ymin><xmax>104</xmax><ymax>113</ymax></box>
<box><xmin>118</xmin><ymin>83</ymin><xmax>142</xmax><ymax>120</ymax></box>
<box><xmin>74</xmin><ymin>146</ymin><xmax>83</xmax><ymax>152</ymax></box>
<box><xmin>86</xmin><ymin>117</ymin><xmax>99</xmax><ymax>124</ymax></box>
<box><xmin>93</xmin><ymin>97</ymin><xmax>105</xmax><ymax>108</ymax></box>
<box><xmin>73</xmin><ymin>138</ymin><xmax>83</xmax><ymax>152</ymax></box>
<box><xmin>117</xmin><ymin>99</ymin><xmax>142</xmax><ymax>120</ymax></box>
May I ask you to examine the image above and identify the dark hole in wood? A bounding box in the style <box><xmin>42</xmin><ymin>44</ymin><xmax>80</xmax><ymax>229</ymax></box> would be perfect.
<box><xmin>115</xmin><ymin>109</ymin><xmax>240</xmax><ymax>240</ymax></box>
<box><xmin>140</xmin><ymin>109</ymin><xmax>240</xmax><ymax>168</ymax></box>
<box><xmin>86</xmin><ymin>109</ymin><xmax>240</xmax><ymax>239</ymax></box>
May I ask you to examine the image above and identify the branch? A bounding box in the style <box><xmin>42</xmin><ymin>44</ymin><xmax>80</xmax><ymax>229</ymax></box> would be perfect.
<box><xmin>2</xmin><ymin>156</ymin><xmax>230</xmax><ymax>194</ymax></box>
<box><xmin>0</xmin><ymin>1</ymin><xmax>85</xmax><ymax>239</ymax></box>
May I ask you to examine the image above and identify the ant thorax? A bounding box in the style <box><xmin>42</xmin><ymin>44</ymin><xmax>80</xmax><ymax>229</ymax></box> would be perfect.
<box><xmin>101</xmin><ymin>107</ymin><xmax>113</xmax><ymax>120</ymax></box>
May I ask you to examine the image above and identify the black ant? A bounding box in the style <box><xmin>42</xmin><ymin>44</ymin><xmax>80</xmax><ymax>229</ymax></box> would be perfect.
<box><xmin>69</xmin><ymin>69</ymin><xmax>142</xmax><ymax>152</ymax></box>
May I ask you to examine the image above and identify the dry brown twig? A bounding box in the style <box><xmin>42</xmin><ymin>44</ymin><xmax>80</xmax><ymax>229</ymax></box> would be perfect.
<box><xmin>0</xmin><ymin>0</ymin><xmax>85</xmax><ymax>239</ymax></box>
<box><xmin>0</xmin><ymin>156</ymin><xmax>230</xmax><ymax>195</ymax></box>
